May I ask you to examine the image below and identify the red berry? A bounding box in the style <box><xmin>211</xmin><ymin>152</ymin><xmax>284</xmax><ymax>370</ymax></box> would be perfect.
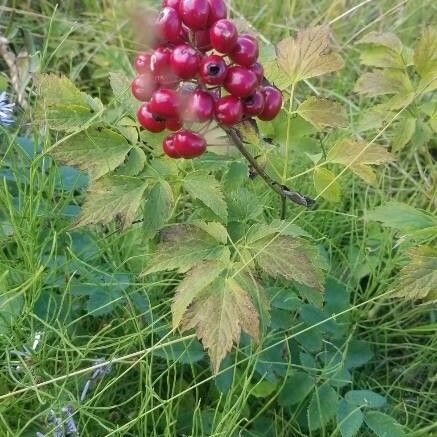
<box><xmin>249</xmin><ymin>62</ymin><xmax>264</xmax><ymax>84</ymax></box>
<box><xmin>224</xmin><ymin>66</ymin><xmax>258</xmax><ymax>98</ymax></box>
<box><xmin>137</xmin><ymin>103</ymin><xmax>166</xmax><ymax>132</ymax></box>
<box><xmin>242</xmin><ymin>89</ymin><xmax>265</xmax><ymax>116</ymax></box>
<box><xmin>194</xmin><ymin>30</ymin><xmax>212</xmax><ymax>51</ymax></box>
<box><xmin>174</xmin><ymin>129</ymin><xmax>207</xmax><ymax>158</ymax></box>
<box><xmin>179</xmin><ymin>0</ymin><xmax>210</xmax><ymax>30</ymax></box>
<box><xmin>134</xmin><ymin>53</ymin><xmax>151</xmax><ymax>74</ymax></box>
<box><xmin>183</xmin><ymin>90</ymin><xmax>214</xmax><ymax>122</ymax></box>
<box><xmin>155</xmin><ymin>7</ymin><xmax>182</xmax><ymax>44</ymax></box>
<box><xmin>149</xmin><ymin>88</ymin><xmax>180</xmax><ymax>119</ymax></box>
<box><xmin>131</xmin><ymin>73</ymin><xmax>157</xmax><ymax>102</ymax></box>
<box><xmin>258</xmin><ymin>86</ymin><xmax>283</xmax><ymax>121</ymax></box>
<box><xmin>163</xmin><ymin>0</ymin><xmax>180</xmax><ymax>7</ymax></box>
<box><xmin>163</xmin><ymin>133</ymin><xmax>181</xmax><ymax>158</ymax></box>
<box><xmin>199</xmin><ymin>54</ymin><xmax>228</xmax><ymax>85</ymax></box>
<box><xmin>215</xmin><ymin>95</ymin><xmax>243</xmax><ymax>125</ymax></box>
<box><xmin>230</xmin><ymin>34</ymin><xmax>259</xmax><ymax>67</ymax></box>
<box><xmin>171</xmin><ymin>44</ymin><xmax>201</xmax><ymax>79</ymax></box>
<box><xmin>166</xmin><ymin>118</ymin><xmax>183</xmax><ymax>131</ymax></box>
<box><xmin>150</xmin><ymin>47</ymin><xmax>172</xmax><ymax>75</ymax></box>
<box><xmin>207</xmin><ymin>0</ymin><xmax>227</xmax><ymax>25</ymax></box>
<box><xmin>209</xmin><ymin>19</ymin><xmax>238</xmax><ymax>54</ymax></box>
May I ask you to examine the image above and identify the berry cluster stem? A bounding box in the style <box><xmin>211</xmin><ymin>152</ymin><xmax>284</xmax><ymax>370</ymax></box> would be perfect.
<box><xmin>223</xmin><ymin>125</ymin><xmax>315</xmax><ymax>209</ymax></box>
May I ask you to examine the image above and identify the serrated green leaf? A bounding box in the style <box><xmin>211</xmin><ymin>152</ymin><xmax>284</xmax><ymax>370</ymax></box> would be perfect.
<box><xmin>367</xmin><ymin>201</ymin><xmax>436</xmax><ymax>233</ymax></box>
<box><xmin>414</xmin><ymin>27</ymin><xmax>437</xmax><ymax>93</ymax></box>
<box><xmin>337</xmin><ymin>399</ymin><xmax>364</xmax><ymax>437</ymax></box>
<box><xmin>391</xmin><ymin>117</ymin><xmax>416</xmax><ymax>151</ymax></box>
<box><xmin>263</xmin><ymin>60</ymin><xmax>293</xmax><ymax>90</ymax></box>
<box><xmin>75</xmin><ymin>175</ymin><xmax>147</xmax><ymax>229</ymax></box>
<box><xmin>246</xmin><ymin>221</ymin><xmax>311</xmax><ymax>243</ymax></box>
<box><xmin>184</xmin><ymin>173</ymin><xmax>228</xmax><ymax>221</ymax></box>
<box><xmin>143</xmin><ymin>180</ymin><xmax>174</xmax><ymax>239</ymax></box>
<box><xmin>345</xmin><ymin>340</ymin><xmax>373</xmax><ymax>369</ymax></box>
<box><xmin>52</xmin><ymin>128</ymin><xmax>132</xmax><ymax>180</ymax></box>
<box><xmin>313</xmin><ymin>167</ymin><xmax>340</xmax><ymax>202</ymax></box>
<box><xmin>297</xmin><ymin>97</ymin><xmax>347</xmax><ymax>130</ymax></box>
<box><xmin>308</xmin><ymin>384</ymin><xmax>339</xmax><ymax>430</ymax></box>
<box><xmin>251</xmin><ymin>380</ymin><xmax>277</xmax><ymax>398</ymax></box>
<box><xmin>345</xmin><ymin>390</ymin><xmax>387</xmax><ymax>409</ymax></box>
<box><xmin>117</xmin><ymin>147</ymin><xmax>146</xmax><ymax>176</ymax></box>
<box><xmin>172</xmin><ymin>261</ymin><xmax>226</xmax><ymax>328</ymax></box>
<box><xmin>249</xmin><ymin>235</ymin><xmax>326</xmax><ymax>290</ymax></box>
<box><xmin>181</xmin><ymin>274</ymin><xmax>259</xmax><ymax>373</ymax></box>
<box><xmin>109</xmin><ymin>71</ymin><xmax>139</xmax><ymax>116</ymax></box>
<box><xmin>190</xmin><ymin>221</ymin><xmax>229</xmax><ymax>244</ymax></box>
<box><xmin>143</xmin><ymin>225</ymin><xmax>230</xmax><ymax>275</ymax></box>
<box><xmin>227</xmin><ymin>187</ymin><xmax>264</xmax><ymax>222</ymax></box>
<box><xmin>36</xmin><ymin>73</ymin><xmax>88</xmax><ymax>106</ymax></box>
<box><xmin>278</xmin><ymin>372</ymin><xmax>315</xmax><ymax>406</ymax></box>
<box><xmin>224</xmin><ymin>161</ymin><xmax>248</xmax><ymax>192</ymax></box>
<box><xmin>364</xmin><ymin>411</ymin><xmax>406</xmax><ymax>437</ymax></box>
<box><xmin>40</xmin><ymin>104</ymin><xmax>97</xmax><ymax>132</ymax></box>
<box><xmin>356</xmin><ymin>32</ymin><xmax>403</xmax><ymax>53</ymax></box>
<box><xmin>354</xmin><ymin>70</ymin><xmax>412</xmax><ymax>97</ymax></box>
<box><xmin>391</xmin><ymin>246</ymin><xmax>437</xmax><ymax>302</ymax></box>
<box><xmin>359</xmin><ymin>47</ymin><xmax>406</xmax><ymax>69</ymax></box>
<box><xmin>277</xmin><ymin>25</ymin><xmax>344</xmax><ymax>84</ymax></box>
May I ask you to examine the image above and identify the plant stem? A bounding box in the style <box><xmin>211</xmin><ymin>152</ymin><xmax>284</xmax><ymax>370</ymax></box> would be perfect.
<box><xmin>223</xmin><ymin>125</ymin><xmax>315</xmax><ymax>208</ymax></box>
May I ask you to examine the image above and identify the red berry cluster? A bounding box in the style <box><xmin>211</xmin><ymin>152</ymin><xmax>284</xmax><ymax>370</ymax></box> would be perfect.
<box><xmin>131</xmin><ymin>0</ymin><xmax>283</xmax><ymax>159</ymax></box>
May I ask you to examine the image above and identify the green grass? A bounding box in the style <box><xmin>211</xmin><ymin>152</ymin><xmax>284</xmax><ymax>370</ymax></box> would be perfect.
<box><xmin>0</xmin><ymin>0</ymin><xmax>436</xmax><ymax>436</ymax></box>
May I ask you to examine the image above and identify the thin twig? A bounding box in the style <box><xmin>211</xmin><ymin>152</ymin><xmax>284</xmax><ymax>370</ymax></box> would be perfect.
<box><xmin>223</xmin><ymin>125</ymin><xmax>315</xmax><ymax>208</ymax></box>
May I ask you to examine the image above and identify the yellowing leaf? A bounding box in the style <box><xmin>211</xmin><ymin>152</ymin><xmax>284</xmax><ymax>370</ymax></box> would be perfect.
<box><xmin>350</xmin><ymin>164</ymin><xmax>377</xmax><ymax>185</ymax></box>
<box><xmin>263</xmin><ymin>60</ymin><xmax>293</xmax><ymax>90</ymax></box>
<box><xmin>172</xmin><ymin>261</ymin><xmax>226</xmax><ymax>328</ymax></box>
<box><xmin>181</xmin><ymin>275</ymin><xmax>259</xmax><ymax>373</ymax></box>
<box><xmin>36</xmin><ymin>74</ymin><xmax>88</xmax><ymax>106</ymax></box>
<box><xmin>184</xmin><ymin>173</ymin><xmax>228</xmax><ymax>221</ymax></box>
<box><xmin>75</xmin><ymin>175</ymin><xmax>147</xmax><ymax>229</ymax></box>
<box><xmin>354</xmin><ymin>70</ymin><xmax>412</xmax><ymax>97</ymax></box>
<box><xmin>276</xmin><ymin>25</ymin><xmax>344</xmax><ymax>84</ymax></box>
<box><xmin>356</xmin><ymin>32</ymin><xmax>403</xmax><ymax>53</ymax></box>
<box><xmin>249</xmin><ymin>235</ymin><xmax>326</xmax><ymax>290</ymax></box>
<box><xmin>143</xmin><ymin>225</ymin><xmax>230</xmax><ymax>275</ymax></box>
<box><xmin>313</xmin><ymin>168</ymin><xmax>340</xmax><ymax>202</ymax></box>
<box><xmin>52</xmin><ymin>128</ymin><xmax>132</xmax><ymax>180</ymax></box>
<box><xmin>359</xmin><ymin>47</ymin><xmax>406</xmax><ymax>69</ymax></box>
<box><xmin>297</xmin><ymin>97</ymin><xmax>347</xmax><ymax>130</ymax></box>
<box><xmin>392</xmin><ymin>117</ymin><xmax>416</xmax><ymax>151</ymax></box>
<box><xmin>327</xmin><ymin>138</ymin><xmax>395</xmax><ymax>166</ymax></box>
<box><xmin>391</xmin><ymin>246</ymin><xmax>437</xmax><ymax>302</ymax></box>
<box><xmin>414</xmin><ymin>27</ymin><xmax>437</xmax><ymax>93</ymax></box>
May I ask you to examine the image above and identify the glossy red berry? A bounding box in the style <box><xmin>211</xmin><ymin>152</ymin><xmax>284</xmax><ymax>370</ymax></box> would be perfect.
<box><xmin>224</xmin><ymin>66</ymin><xmax>258</xmax><ymax>98</ymax></box>
<box><xmin>209</xmin><ymin>19</ymin><xmax>238</xmax><ymax>54</ymax></box>
<box><xmin>149</xmin><ymin>88</ymin><xmax>180</xmax><ymax>119</ymax></box>
<box><xmin>155</xmin><ymin>7</ymin><xmax>182</xmax><ymax>44</ymax></box>
<box><xmin>137</xmin><ymin>103</ymin><xmax>166</xmax><ymax>132</ymax></box>
<box><xmin>171</xmin><ymin>44</ymin><xmax>201</xmax><ymax>79</ymax></box>
<box><xmin>199</xmin><ymin>54</ymin><xmax>228</xmax><ymax>85</ymax></box>
<box><xmin>249</xmin><ymin>62</ymin><xmax>264</xmax><ymax>84</ymax></box>
<box><xmin>174</xmin><ymin>130</ymin><xmax>207</xmax><ymax>158</ymax></box>
<box><xmin>194</xmin><ymin>30</ymin><xmax>212</xmax><ymax>51</ymax></box>
<box><xmin>207</xmin><ymin>0</ymin><xmax>227</xmax><ymax>26</ymax></box>
<box><xmin>230</xmin><ymin>34</ymin><xmax>259</xmax><ymax>67</ymax></box>
<box><xmin>183</xmin><ymin>90</ymin><xmax>214</xmax><ymax>122</ymax></box>
<box><xmin>179</xmin><ymin>0</ymin><xmax>210</xmax><ymax>30</ymax></box>
<box><xmin>163</xmin><ymin>133</ymin><xmax>181</xmax><ymax>158</ymax></box>
<box><xmin>166</xmin><ymin>117</ymin><xmax>183</xmax><ymax>131</ymax></box>
<box><xmin>215</xmin><ymin>95</ymin><xmax>243</xmax><ymax>125</ymax></box>
<box><xmin>150</xmin><ymin>47</ymin><xmax>172</xmax><ymax>75</ymax></box>
<box><xmin>258</xmin><ymin>86</ymin><xmax>283</xmax><ymax>121</ymax></box>
<box><xmin>131</xmin><ymin>74</ymin><xmax>157</xmax><ymax>102</ymax></box>
<box><xmin>134</xmin><ymin>53</ymin><xmax>151</xmax><ymax>74</ymax></box>
<box><xmin>243</xmin><ymin>90</ymin><xmax>265</xmax><ymax>116</ymax></box>
<box><xmin>163</xmin><ymin>0</ymin><xmax>180</xmax><ymax>7</ymax></box>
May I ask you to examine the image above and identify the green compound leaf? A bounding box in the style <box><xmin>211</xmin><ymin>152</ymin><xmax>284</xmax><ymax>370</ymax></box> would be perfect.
<box><xmin>345</xmin><ymin>390</ymin><xmax>387</xmax><ymax>409</ymax></box>
<box><xmin>337</xmin><ymin>399</ymin><xmax>364</xmax><ymax>437</ymax></box>
<box><xmin>75</xmin><ymin>175</ymin><xmax>147</xmax><ymax>229</ymax></box>
<box><xmin>414</xmin><ymin>26</ymin><xmax>437</xmax><ymax>93</ymax></box>
<box><xmin>278</xmin><ymin>371</ymin><xmax>315</xmax><ymax>406</ymax></box>
<box><xmin>307</xmin><ymin>383</ymin><xmax>339</xmax><ymax>430</ymax></box>
<box><xmin>364</xmin><ymin>411</ymin><xmax>406</xmax><ymax>437</ymax></box>
<box><xmin>52</xmin><ymin>128</ymin><xmax>132</xmax><ymax>180</ymax></box>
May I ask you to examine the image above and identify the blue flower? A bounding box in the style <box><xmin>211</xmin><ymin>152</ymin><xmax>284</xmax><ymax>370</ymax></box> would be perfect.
<box><xmin>0</xmin><ymin>92</ymin><xmax>15</xmax><ymax>126</ymax></box>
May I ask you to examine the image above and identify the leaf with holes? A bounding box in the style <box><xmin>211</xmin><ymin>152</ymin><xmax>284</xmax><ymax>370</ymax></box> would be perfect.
<box><xmin>180</xmin><ymin>272</ymin><xmax>259</xmax><ymax>373</ymax></box>
<box><xmin>52</xmin><ymin>128</ymin><xmax>132</xmax><ymax>180</ymax></box>
<box><xmin>390</xmin><ymin>246</ymin><xmax>437</xmax><ymax>302</ymax></box>
<box><xmin>248</xmin><ymin>234</ymin><xmax>327</xmax><ymax>290</ymax></box>
<box><xmin>75</xmin><ymin>175</ymin><xmax>147</xmax><ymax>229</ymax></box>
<box><xmin>297</xmin><ymin>97</ymin><xmax>347</xmax><ymax>130</ymax></box>
<box><xmin>313</xmin><ymin>167</ymin><xmax>340</xmax><ymax>202</ymax></box>
<box><xmin>184</xmin><ymin>173</ymin><xmax>228</xmax><ymax>221</ymax></box>
<box><xmin>143</xmin><ymin>225</ymin><xmax>230</xmax><ymax>275</ymax></box>
<box><xmin>276</xmin><ymin>25</ymin><xmax>344</xmax><ymax>84</ymax></box>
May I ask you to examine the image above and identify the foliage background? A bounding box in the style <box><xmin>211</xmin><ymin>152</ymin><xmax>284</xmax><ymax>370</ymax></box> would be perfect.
<box><xmin>0</xmin><ymin>0</ymin><xmax>435</xmax><ymax>436</ymax></box>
